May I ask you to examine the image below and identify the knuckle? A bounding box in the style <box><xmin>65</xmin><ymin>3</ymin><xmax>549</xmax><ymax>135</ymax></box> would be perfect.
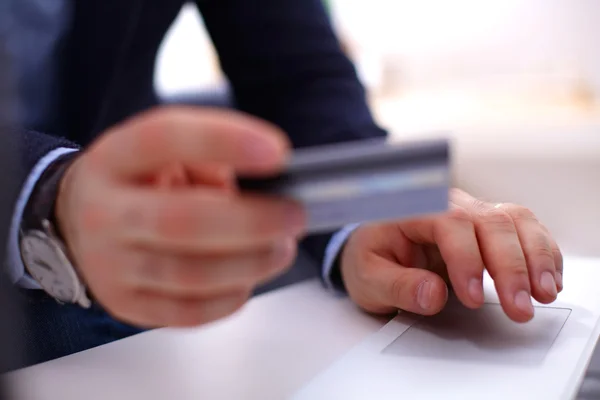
<box><xmin>530</xmin><ymin>233</ymin><xmax>554</xmax><ymax>259</ymax></box>
<box><xmin>498</xmin><ymin>268</ymin><xmax>530</xmax><ymax>288</ymax></box>
<box><xmin>534</xmin><ymin>248</ymin><xmax>555</xmax><ymax>265</ymax></box>
<box><xmin>503</xmin><ymin>255</ymin><xmax>529</xmax><ymax>278</ymax></box>
<box><xmin>446</xmin><ymin>206</ymin><xmax>473</xmax><ymax>224</ymax></box>
<box><xmin>467</xmin><ymin>197</ymin><xmax>490</xmax><ymax>213</ymax></box>
<box><xmin>553</xmin><ymin>248</ymin><xmax>564</xmax><ymax>272</ymax></box>
<box><xmin>506</xmin><ymin>204</ymin><xmax>537</xmax><ymax>222</ymax></box>
<box><xmin>477</xmin><ymin>208</ymin><xmax>515</xmax><ymax>231</ymax></box>
<box><xmin>390</xmin><ymin>278</ymin><xmax>409</xmax><ymax>305</ymax></box>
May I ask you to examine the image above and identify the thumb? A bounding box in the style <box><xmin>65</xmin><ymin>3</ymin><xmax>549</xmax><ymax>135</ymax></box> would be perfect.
<box><xmin>349</xmin><ymin>254</ymin><xmax>449</xmax><ymax>316</ymax></box>
<box><xmin>90</xmin><ymin>107</ymin><xmax>290</xmax><ymax>180</ymax></box>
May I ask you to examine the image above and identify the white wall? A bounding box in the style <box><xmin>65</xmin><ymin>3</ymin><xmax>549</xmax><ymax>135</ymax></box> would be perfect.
<box><xmin>330</xmin><ymin>0</ymin><xmax>600</xmax><ymax>94</ymax></box>
<box><xmin>155</xmin><ymin>1</ymin><xmax>600</xmax><ymax>105</ymax></box>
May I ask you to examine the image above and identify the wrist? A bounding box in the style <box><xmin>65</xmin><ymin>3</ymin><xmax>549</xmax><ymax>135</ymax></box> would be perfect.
<box><xmin>326</xmin><ymin>224</ymin><xmax>362</xmax><ymax>292</ymax></box>
<box><xmin>21</xmin><ymin>150</ymin><xmax>80</xmax><ymax>261</ymax></box>
<box><xmin>54</xmin><ymin>154</ymin><xmax>80</xmax><ymax>253</ymax></box>
<box><xmin>337</xmin><ymin>232</ymin><xmax>354</xmax><ymax>289</ymax></box>
<box><xmin>19</xmin><ymin>150</ymin><xmax>91</xmax><ymax>307</ymax></box>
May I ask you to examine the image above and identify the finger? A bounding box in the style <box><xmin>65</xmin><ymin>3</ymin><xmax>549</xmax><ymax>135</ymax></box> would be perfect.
<box><xmin>154</xmin><ymin>163</ymin><xmax>192</xmax><ymax>187</ymax></box>
<box><xmin>188</xmin><ymin>164</ymin><xmax>237</xmax><ymax>192</ymax></box>
<box><xmin>455</xmin><ymin>196</ymin><xmax>534</xmax><ymax>323</ymax></box>
<box><xmin>502</xmin><ymin>204</ymin><xmax>558</xmax><ymax>304</ymax></box>
<box><xmin>153</xmin><ymin>163</ymin><xmax>234</xmax><ymax>191</ymax></box>
<box><xmin>397</xmin><ymin>206</ymin><xmax>486</xmax><ymax>310</ymax></box>
<box><xmin>90</xmin><ymin>107</ymin><xmax>290</xmax><ymax>179</ymax></box>
<box><xmin>107</xmin><ymin>290</ymin><xmax>250</xmax><ymax>328</ymax></box>
<box><xmin>352</xmin><ymin>253</ymin><xmax>448</xmax><ymax>316</ymax></box>
<box><xmin>121</xmin><ymin>238</ymin><xmax>297</xmax><ymax>297</ymax></box>
<box><xmin>552</xmin><ymin>241</ymin><xmax>564</xmax><ymax>292</ymax></box>
<box><xmin>86</xmin><ymin>188</ymin><xmax>306</xmax><ymax>252</ymax></box>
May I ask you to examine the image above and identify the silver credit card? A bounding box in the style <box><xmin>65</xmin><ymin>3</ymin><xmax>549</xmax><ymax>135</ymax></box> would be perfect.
<box><xmin>237</xmin><ymin>137</ymin><xmax>451</xmax><ymax>233</ymax></box>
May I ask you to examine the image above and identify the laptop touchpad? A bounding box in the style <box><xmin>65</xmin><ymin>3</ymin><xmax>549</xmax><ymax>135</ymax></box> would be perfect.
<box><xmin>382</xmin><ymin>299</ymin><xmax>571</xmax><ymax>366</ymax></box>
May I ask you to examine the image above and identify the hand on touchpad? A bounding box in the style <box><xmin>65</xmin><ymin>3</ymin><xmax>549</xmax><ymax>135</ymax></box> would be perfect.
<box><xmin>382</xmin><ymin>298</ymin><xmax>571</xmax><ymax>366</ymax></box>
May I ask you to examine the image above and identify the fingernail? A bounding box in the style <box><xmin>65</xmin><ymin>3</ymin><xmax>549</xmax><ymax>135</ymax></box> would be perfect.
<box><xmin>540</xmin><ymin>271</ymin><xmax>557</xmax><ymax>297</ymax></box>
<box><xmin>417</xmin><ymin>281</ymin><xmax>432</xmax><ymax>310</ymax></box>
<box><xmin>468</xmin><ymin>278</ymin><xmax>484</xmax><ymax>304</ymax></box>
<box><xmin>555</xmin><ymin>271</ymin><xmax>563</xmax><ymax>290</ymax></box>
<box><xmin>514</xmin><ymin>290</ymin><xmax>534</xmax><ymax>316</ymax></box>
<box><xmin>286</xmin><ymin>204</ymin><xmax>306</xmax><ymax>235</ymax></box>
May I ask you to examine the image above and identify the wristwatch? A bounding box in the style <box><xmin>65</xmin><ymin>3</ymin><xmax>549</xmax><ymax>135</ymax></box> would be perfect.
<box><xmin>19</xmin><ymin>151</ymin><xmax>91</xmax><ymax>308</ymax></box>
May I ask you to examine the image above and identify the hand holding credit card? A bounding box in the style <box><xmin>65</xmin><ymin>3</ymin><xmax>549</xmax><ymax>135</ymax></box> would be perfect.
<box><xmin>237</xmin><ymin>137</ymin><xmax>451</xmax><ymax>234</ymax></box>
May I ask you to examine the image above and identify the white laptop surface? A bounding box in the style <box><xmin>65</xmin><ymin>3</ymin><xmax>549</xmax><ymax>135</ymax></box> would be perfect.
<box><xmin>293</xmin><ymin>256</ymin><xmax>600</xmax><ymax>400</ymax></box>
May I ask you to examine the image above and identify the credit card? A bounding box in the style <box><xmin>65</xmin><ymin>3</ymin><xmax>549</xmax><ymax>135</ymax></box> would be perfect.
<box><xmin>237</xmin><ymin>137</ymin><xmax>451</xmax><ymax>234</ymax></box>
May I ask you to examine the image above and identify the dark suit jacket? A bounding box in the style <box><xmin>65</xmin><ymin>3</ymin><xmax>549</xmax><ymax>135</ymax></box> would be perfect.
<box><xmin>19</xmin><ymin>0</ymin><xmax>387</xmax><ymax>266</ymax></box>
<box><xmin>1</xmin><ymin>35</ymin><xmax>25</xmax><ymax>376</ymax></box>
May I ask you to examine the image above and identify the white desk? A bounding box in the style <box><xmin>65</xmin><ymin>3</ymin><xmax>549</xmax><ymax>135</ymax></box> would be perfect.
<box><xmin>8</xmin><ymin>280</ymin><xmax>387</xmax><ymax>400</ymax></box>
<box><xmin>8</xmin><ymin>255</ymin><xmax>600</xmax><ymax>400</ymax></box>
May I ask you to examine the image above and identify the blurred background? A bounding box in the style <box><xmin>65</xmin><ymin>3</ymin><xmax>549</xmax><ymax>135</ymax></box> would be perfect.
<box><xmin>156</xmin><ymin>0</ymin><xmax>600</xmax><ymax>129</ymax></box>
<box><xmin>155</xmin><ymin>0</ymin><xmax>600</xmax><ymax>259</ymax></box>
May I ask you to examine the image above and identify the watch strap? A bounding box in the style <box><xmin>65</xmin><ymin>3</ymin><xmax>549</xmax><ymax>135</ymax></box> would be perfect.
<box><xmin>21</xmin><ymin>150</ymin><xmax>79</xmax><ymax>235</ymax></box>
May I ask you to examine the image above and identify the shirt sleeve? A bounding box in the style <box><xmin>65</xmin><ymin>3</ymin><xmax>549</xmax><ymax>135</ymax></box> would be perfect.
<box><xmin>322</xmin><ymin>223</ymin><xmax>361</xmax><ymax>293</ymax></box>
<box><xmin>5</xmin><ymin>147</ymin><xmax>79</xmax><ymax>288</ymax></box>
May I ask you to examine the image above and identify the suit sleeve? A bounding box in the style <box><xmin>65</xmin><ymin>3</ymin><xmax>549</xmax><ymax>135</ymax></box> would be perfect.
<box><xmin>18</xmin><ymin>130</ymin><xmax>80</xmax><ymax>174</ymax></box>
<box><xmin>196</xmin><ymin>0</ymin><xmax>388</xmax><ymax>267</ymax></box>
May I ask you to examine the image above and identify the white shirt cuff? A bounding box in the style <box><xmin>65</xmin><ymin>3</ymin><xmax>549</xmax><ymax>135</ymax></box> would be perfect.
<box><xmin>322</xmin><ymin>223</ymin><xmax>361</xmax><ymax>292</ymax></box>
<box><xmin>5</xmin><ymin>147</ymin><xmax>79</xmax><ymax>289</ymax></box>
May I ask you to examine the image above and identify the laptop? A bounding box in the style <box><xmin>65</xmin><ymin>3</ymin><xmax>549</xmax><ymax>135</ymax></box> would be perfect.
<box><xmin>292</xmin><ymin>255</ymin><xmax>600</xmax><ymax>400</ymax></box>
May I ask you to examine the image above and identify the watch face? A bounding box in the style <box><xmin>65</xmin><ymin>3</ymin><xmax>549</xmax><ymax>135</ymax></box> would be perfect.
<box><xmin>20</xmin><ymin>231</ymin><xmax>79</xmax><ymax>303</ymax></box>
